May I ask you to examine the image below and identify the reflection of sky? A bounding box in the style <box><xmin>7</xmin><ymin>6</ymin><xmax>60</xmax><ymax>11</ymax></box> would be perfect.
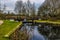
<box><xmin>0</xmin><ymin>0</ymin><xmax>45</xmax><ymax>12</ymax></box>
<box><xmin>24</xmin><ymin>25</ymin><xmax>45</xmax><ymax>40</ymax></box>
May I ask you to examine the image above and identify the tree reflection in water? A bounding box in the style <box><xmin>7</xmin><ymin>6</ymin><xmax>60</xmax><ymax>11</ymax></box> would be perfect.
<box><xmin>20</xmin><ymin>23</ymin><xmax>45</xmax><ymax>40</ymax></box>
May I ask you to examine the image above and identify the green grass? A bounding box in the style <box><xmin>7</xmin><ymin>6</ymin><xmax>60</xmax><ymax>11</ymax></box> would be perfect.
<box><xmin>0</xmin><ymin>20</ymin><xmax>21</xmax><ymax>40</ymax></box>
<box><xmin>34</xmin><ymin>20</ymin><xmax>60</xmax><ymax>25</ymax></box>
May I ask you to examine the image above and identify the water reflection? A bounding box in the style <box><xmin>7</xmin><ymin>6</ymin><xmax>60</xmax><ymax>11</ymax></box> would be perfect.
<box><xmin>21</xmin><ymin>23</ymin><xmax>46</xmax><ymax>40</ymax></box>
<box><xmin>30</xmin><ymin>26</ymin><xmax>45</xmax><ymax>40</ymax></box>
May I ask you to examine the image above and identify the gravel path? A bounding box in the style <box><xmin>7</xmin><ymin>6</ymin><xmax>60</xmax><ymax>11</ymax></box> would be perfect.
<box><xmin>0</xmin><ymin>20</ymin><xmax>3</xmax><ymax>25</ymax></box>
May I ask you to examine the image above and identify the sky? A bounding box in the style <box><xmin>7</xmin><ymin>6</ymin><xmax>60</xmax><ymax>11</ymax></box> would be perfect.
<box><xmin>0</xmin><ymin>0</ymin><xmax>45</xmax><ymax>12</ymax></box>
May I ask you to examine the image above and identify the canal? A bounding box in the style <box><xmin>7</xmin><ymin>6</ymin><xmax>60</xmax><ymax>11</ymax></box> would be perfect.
<box><xmin>19</xmin><ymin>23</ymin><xmax>48</xmax><ymax>40</ymax></box>
<box><xmin>19</xmin><ymin>22</ymin><xmax>60</xmax><ymax>40</ymax></box>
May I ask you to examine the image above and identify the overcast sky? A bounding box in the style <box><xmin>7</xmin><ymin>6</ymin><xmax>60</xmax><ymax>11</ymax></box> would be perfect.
<box><xmin>0</xmin><ymin>0</ymin><xmax>45</xmax><ymax>12</ymax></box>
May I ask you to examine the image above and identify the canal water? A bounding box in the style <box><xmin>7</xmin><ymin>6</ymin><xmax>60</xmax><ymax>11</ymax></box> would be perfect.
<box><xmin>19</xmin><ymin>19</ymin><xmax>60</xmax><ymax>40</ymax></box>
<box><xmin>20</xmin><ymin>23</ymin><xmax>48</xmax><ymax>40</ymax></box>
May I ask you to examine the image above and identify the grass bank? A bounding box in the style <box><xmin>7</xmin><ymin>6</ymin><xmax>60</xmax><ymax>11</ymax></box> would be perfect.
<box><xmin>0</xmin><ymin>20</ymin><xmax>22</xmax><ymax>40</ymax></box>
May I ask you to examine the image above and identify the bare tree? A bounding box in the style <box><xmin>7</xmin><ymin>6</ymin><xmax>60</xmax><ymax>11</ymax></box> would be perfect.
<box><xmin>26</xmin><ymin>0</ymin><xmax>32</xmax><ymax>16</ymax></box>
<box><xmin>0</xmin><ymin>3</ymin><xmax>1</xmax><ymax>10</ymax></box>
<box><xmin>15</xmin><ymin>0</ymin><xmax>23</xmax><ymax>14</ymax></box>
<box><xmin>31</xmin><ymin>3</ymin><xmax>36</xmax><ymax>16</ymax></box>
<box><xmin>15</xmin><ymin>0</ymin><xmax>36</xmax><ymax>17</ymax></box>
<box><xmin>3</xmin><ymin>4</ymin><xmax>6</xmax><ymax>12</ymax></box>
